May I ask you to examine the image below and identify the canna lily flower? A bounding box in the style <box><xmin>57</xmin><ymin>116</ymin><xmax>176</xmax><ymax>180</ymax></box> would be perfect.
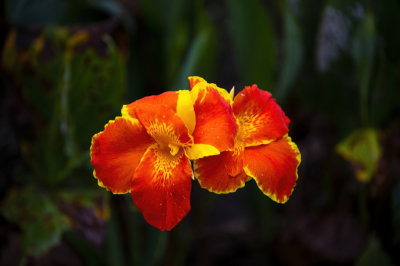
<box><xmin>191</xmin><ymin>77</ymin><xmax>301</xmax><ymax>203</ymax></box>
<box><xmin>90</xmin><ymin>85</ymin><xmax>237</xmax><ymax>230</ymax></box>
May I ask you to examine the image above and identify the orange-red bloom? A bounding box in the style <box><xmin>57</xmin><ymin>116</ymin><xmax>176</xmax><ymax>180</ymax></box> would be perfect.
<box><xmin>192</xmin><ymin>78</ymin><xmax>301</xmax><ymax>203</ymax></box>
<box><xmin>91</xmin><ymin>76</ymin><xmax>301</xmax><ymax>231</ymax></box>
<box><xmin>90</xmin><ymin>85</ymin><xmax>236</xmax><ymax>230</ymax></box>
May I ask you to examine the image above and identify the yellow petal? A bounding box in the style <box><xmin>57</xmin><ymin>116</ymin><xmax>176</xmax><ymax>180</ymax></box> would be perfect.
<box><xmin>188</xmin><ymin>76</ymin><xmax>207</xmax><ymax>89</ymax></box>
<box><xmin>185</xmin><ymin>144</ymin><xmax>220</xmax><ymax>160</ymax></box>
<box><xmin>176</xmin><ymin>90</ymin><xmax>196</xmax><ymax>134</ymax></box>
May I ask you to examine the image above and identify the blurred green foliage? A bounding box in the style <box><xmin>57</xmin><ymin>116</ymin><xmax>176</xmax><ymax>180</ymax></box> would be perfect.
<box><xmin>336</xmin><ymin>128</ymin><xmax>381</xmax><ymax>182</ymax></box>
<box><xmin>275</xmin><ymin>2</ymin><xmax>303</xmax><ymax>102</ymax></box>
<box><xmin>355</xmin><ymin>238</ymin><xmax>395</xmax><ymax>266</ymax></box>
<box><xmin>1</xmin><ymin>0</ymin><xmax>400</xmax><ymax>265</ymax></box>
<box><xmin>2</xmin><ymin>187</ymin><xmax>69</xmax><ymax>255</ymax></box>
<box><xmin>1</xmin><ymin>13</ymin><xmax>122</xmax><ymax>259</ymax></box>
<box><xmin>226</xmin><ymin>0</ymin><xmax>276</xmax><ymax>91</ymax></box>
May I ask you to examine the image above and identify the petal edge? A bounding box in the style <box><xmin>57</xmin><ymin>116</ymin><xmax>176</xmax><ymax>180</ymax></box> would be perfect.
<box><xmin>131</xmin><ymin>146</ymin><xmax>192</xmax><ymax>230</ymax></box>
<box><xmin>90</xmin><ymin>117</ymin><xmax>154</xmax><ymax>194</ymax></box>
<box><xmin>243</xmin><ymin>135</ymin><xmax>301</xmax><ymax>203</ymax></box>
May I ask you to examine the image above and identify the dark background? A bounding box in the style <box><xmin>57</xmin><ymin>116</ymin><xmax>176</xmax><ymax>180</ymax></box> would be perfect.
<box><xmin>1</xmin><ymin>0</ymin><xmax>399</xmax><ymax>265</ymax></box>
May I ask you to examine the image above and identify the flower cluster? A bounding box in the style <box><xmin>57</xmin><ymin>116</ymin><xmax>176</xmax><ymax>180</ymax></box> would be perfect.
<box><xmin>90</xmin><ymin>77</ymin><xmax>301</xmax><ymax>230</ymax></box>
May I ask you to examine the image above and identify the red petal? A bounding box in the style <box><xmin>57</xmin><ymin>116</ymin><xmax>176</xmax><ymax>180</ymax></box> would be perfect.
<box><xmin>131</xmin><ymin>146</ymin><xmax>192</xmax><ymax>230</ymax></box>
<box><xmin>192</xmin><ymin>85</ymin><xmax>237</xmax><ymax>152</ymax></box>
<box><xmin>243</xmin><ymin>135</ymin><xmax>301</xmax><ymax>203</ymax></box>
<box><xmin>122</xmin><ymin>91</ymin><xmax>178</xmax><ymax>119</ymax></box>
<box><xmin>224</xmin><ymin>144</ymin><xmax>245</xmax><ymax>177</ymax></box>
<box><xmin>90</xmin><ymin>117</ymin><xmax>154</xmax><ymax>194</ymax></box>
<box><xmin>233</xmin><ymin>85</ymin><xmax>289</xmax><ymax>147</ymax></box>
<box><xmin>134</xmin><ymin>103</ymin><xmax>193</xmax><ymax>148</ymax></box>
<box><xmin>194</xmin><ymin>150</ymin><xmax>248</xmax><ymax>194</ymax></box>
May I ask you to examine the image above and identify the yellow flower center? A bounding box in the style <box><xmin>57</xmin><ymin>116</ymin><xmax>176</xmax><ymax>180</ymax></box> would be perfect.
<box><xmin>147</xmin><ymin>121</ymin><xmax>182</xmax><ymax>156</ymax></box>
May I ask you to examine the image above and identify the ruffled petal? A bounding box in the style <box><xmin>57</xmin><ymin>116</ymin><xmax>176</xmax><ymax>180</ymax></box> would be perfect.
<box><xmin>191</xmin><ymin>84</ymin><xmax>237</xmax><ymax>152</ymax></box>
<box><xmin>191</xmin><ymin>80</ymin><xmax>233</xmax><ymax>104</ymax></box>
<box><xmin>134</xmin><ymin>103</ymin><xmax>193</xmax><ymax>149</ymax></box>
<box><xmin>193</xmin><ymin>150</ymin><xmax>248</xmax><ymax>194</ymax></box>
<box><xmin>122</xmin><ymin>91</ymin><xmax>178</xmax><ymax>119</ymax></box>
<box><xmin>243</xmin><ymin>135</ymin><xmax>301</xmax><ymax>203</ymax></box>
<box><xmin>90</xmin><ymin>117</ymin><xmax>154</xmax><ymax>194</ymax></box>
<box><xmin>131</xmin><ymin>145</ymin><xmax>192</xmax><ymax>231</ymax></box>
<box><xmin>188</xmin><ymin>76</ymin><xmax>206</xmax><ymax>90</ymax></box>
<box><xmin>233</xmin><ymin>85</ymin><xmax>289</xmax><ymax>147</ymax></box>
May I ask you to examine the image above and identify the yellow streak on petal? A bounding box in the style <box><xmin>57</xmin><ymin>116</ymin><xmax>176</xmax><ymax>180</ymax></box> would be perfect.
<box><xmin>176</xmin><ymin>90</ymin><xmax>196</xmax><ymax>134</ymax></box>
<box><xmin>185</xmin><ymin>144</ymin><xmax>220</xmax><ymax>160</ymax></box>
<box><xmin>235</xmin><ymin>105</ymin><xmax>274</xmax><ymax>146</ymax></box>
<box><xmin>150</xmin><ymin>145</ymin><xmax>183</xmax><ymax>186</ymax></box>
<box><xmin>147</xmin><ymin>120</ymin><xmax>180</xmax><ymax>147</ymax></box>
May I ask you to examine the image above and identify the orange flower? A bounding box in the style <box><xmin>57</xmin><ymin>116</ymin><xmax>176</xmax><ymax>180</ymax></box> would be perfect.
<box><xmin>191</xmin><ymin>78</ymin><xmax>301</xmax><ymax>203</ymax></box>
<box><xmin>90</xmin><ymin>85</ymin><xmax>237</xmax><ymax>230</ymax></box>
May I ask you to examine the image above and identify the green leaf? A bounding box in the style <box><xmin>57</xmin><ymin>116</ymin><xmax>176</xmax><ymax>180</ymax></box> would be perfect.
<box><xmin>336</xmin><ymin>128</ymin><xmax>381</xmax><ymax>182</ymax></box>
<box><xmin>90</xmin><ymin>0</ymin><xmax>134</xmax><ymax>30</ymax></box>
<box><xmin>104</xmin><ymin>205</ymin><xmax>126</xmax><ymax>266</ymax></box>
<box><xmin>226</xmin><ymin>0</ymin><xmax>276</xmax><ymax>90</ymax></box>
<box><xmin>1</xmin><ymin>187</ymin><xmax>69</xmax><ymax>255</ymax></box>
<box><xmin>352</xmin><ymin>10</ymin><xmax>376</xmax><ymax>123</ymax></box>
<box><xmin>5</xmin><ymin>28</ymin><xmax>126</xmax><ymax>186</ymax></box>
<box><xmin>164</xmin><ymin>0</ymin><xmax>189</xmax><ymax>87</ymax></box>
<box><xmin>370</xmin><ymin>55</ymin><xmax>400</xmax><ymax>126</ymax></box>
<box><xmin>143</xmin><ymin>229</ymin><xmax>168</xmax><ymax>266</ymax></box>
<box><xmin>166</xmin><ymin>18</ymin><xmax>190</xmax><ymax>88</ymax></box>
<box><xmin>275</xmin><ymin>2</ymin><xmax>303</xmax><ymax>102</ymax></box>
<box><xmin>136</xmin><ymin>0</ymin><xmax>169</xmax><ymax>29</ymax></box>
<box><xmin>392</xmin><ymin>182</ymin><xmax>400</xmax><ymax>240</ymax></box>
<box><xmin>67</xmin><ymin>38</ymin><xmax>125</xmax><ymax>154</ymax></box>
<box><xmin>125</xmin><ymin>198</ymin><xmax>143</xmax><ymax>265</ymax></box>
<box><xmin>372</xmin><ymin>0</ymin><xmax>400</xmax><ymax>63</ymax></box>
<box><xmin>355</xmin><ymin>238</ymin><xmax>394</xmax><ymax>266</ymax></box>
<box><xmin>173</xmin><ymin>4</ymin><xmax>217</xmax><ymax>91</ymax></box>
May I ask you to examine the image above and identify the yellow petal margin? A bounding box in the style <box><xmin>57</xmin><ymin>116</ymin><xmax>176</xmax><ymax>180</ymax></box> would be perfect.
<box><xmin>190</xmin><ymin>80</ymin><xmax>233</xmax><ymax>106</ymax></box>
<box><xmin>211</xmin><ymin>83</ymin><xmax>233</xmax><ymax>105</ymax></box>
<box><xmin>243</xmin><ymin>135</ymin><xmax>301</xmax><ymax>203</ymax></box>
<box><xmin>188</xmin><ymin>76</ymin><xmax>207</xmax><ymax>89</ymax></box>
